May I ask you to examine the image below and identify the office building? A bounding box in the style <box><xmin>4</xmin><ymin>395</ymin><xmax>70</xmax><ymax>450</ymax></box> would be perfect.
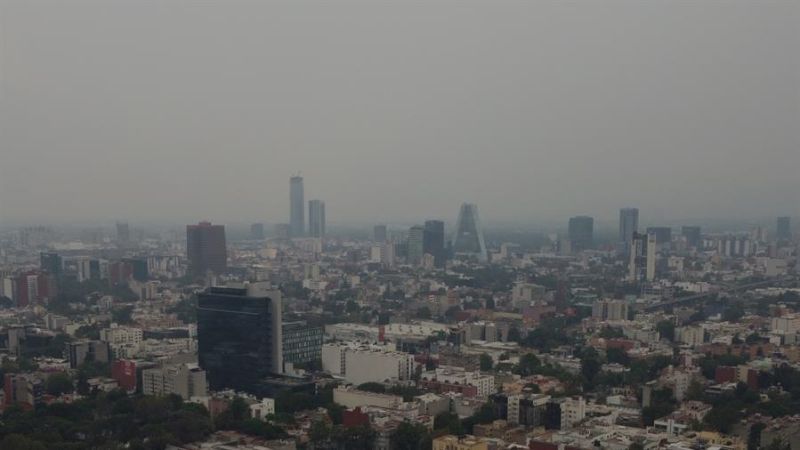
<box><xmin>282</xmin><ymin>321</ymin><xmax>323</xmax><ymax>370</ymax></box>
<box><xmin>452</xmin><ymin>203</ymin><xmax>488</xmax><ymax>262</ymax></box>
<box><xmin>197</xmin><ymin>283</ymin><xmax>282</xmax><ymax>392</ymax></box>
<box><xmin>116</xmin><ymin>222</ymin><xmax>130</xmax><ymax>244</ymax></box>
<box><xmin>141</xmin><ymin>363</ymin><xmax>207</xmax><ymax>400</ymax></box>
<box><xmin>424</xmin><ymin>220</ymin><xmax>446</xmax><ymax>268</ymax></box>
<box><xmin>407</xmin><ymin>225</ymin><xmax>425</xmax><ymax>265</ymax></box>
<box><xmin>618</xmin><ymin>208</ymin><xmax>639</xmax><ymax>256</ymax></box>
<box><xmin>273</xmin><ymin>223</ymin><xmax>291</xmax><ymax>240</ymax></box>
<box><xmin>68</xmin><ymin>340</ymin><xmax>111</xmax><ymax>369</ymax></box>
<box><xmin>39</xmin><ymin>252</ymin><xmax>63</xmax><ymax>275</ymax></box>
<box><xmin>250</xmin><ymin>223</ymin><xmax>265</xmax><ymax>240</ymax></box>
<box><xmin>186</xmin><ymin>222</ymin><xmax>227</xmax><ymax>276</ymax></box>
<box><xmin>308</xmin><ymin>199</ymin><xmax>326</xmax><ymax>238</ymax></box>
<box><xmin>646</xmin><ymin>227</ymin><xmax>672</xmax><ymax>248</ymax></box>
<box><xmin>777</xmin><ymin>216</ymin><xmax>791</xmax><ymax>241</ymax></box>
<box><xmin>373</xmin><ymin>224</ymin><xmax>387</xmax><ymax>242</ymax></box>
<box><xmin>681</xmin><ymin>226</ymin><xmax>702</xmax><ymax>249</ymax></box>
<box><xmin>321</xmin><ymin>342</ymin><xmax>415</xmax><ymax>385</ymax></box>
<box><xmin>591</xmin><ymin>299</ymin><xmax>629</xmax><ymax>321</ymax></box>
<box><xmin>290</xmin><ymin>176</ymin><xmax>305</xmax><ymax>237</ymax></box>
<box><xmin>629</xmin><ymin>232</ymin><xmax>657</xmax><ymax>282</ymax></box>
<box><xmin>568</xmin><ymin>216</ymin><xmax>594</xmax><ymax>252</ymax></box>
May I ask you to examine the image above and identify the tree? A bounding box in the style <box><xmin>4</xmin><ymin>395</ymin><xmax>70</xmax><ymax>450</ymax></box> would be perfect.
<box><xmin>479</xmin><ymin>354</ymin><xmax>493</xmax><ymax>371</ymax></box>
<box><xmin>507</xmin><ymin>326</ymin><xmax>522</xmax><ymax>343</ymax></box>
<box><xmin>416</xmin><ymin>306</ymin><xmax>432</xmax><ymax>319</ymax></box>
<box><xmin>357</xmin><ymin>382</ymin><xmax>386</xmax><ymax>394</ymax></box>
<box><xmin>515</xmin><ymin>353</ymin><xmax>541</xmax><ymax>376</ymax></box>
<box><xmin>45</xmin><ymin>372</ymin><xmax>74</xmax><ymax>396</ymax></box>
<box><xmin>656</xmin><ymin>320</ymin><xmax>675</xmax><ymax>342</ymax></box>
<box><xmin>111</xmin><ymin>305</ymin><xmax>135</xmax><ymax>324</ymax></box>
<box><xmin>391</xmin><ymin>422</ymin><xmax>430</xmax><ymax>450</ymax></box>
<box><xmin>580</xmin><ymin>347</ymin><xmax>602</xmax><ymax>386</ymax></box>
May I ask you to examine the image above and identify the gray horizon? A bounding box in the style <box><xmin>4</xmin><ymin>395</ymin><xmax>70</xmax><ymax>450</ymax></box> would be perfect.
<box><xmin>1</xmin><ymin>1</ymin><xmax>798</xmax><ymax>227</ymax></box>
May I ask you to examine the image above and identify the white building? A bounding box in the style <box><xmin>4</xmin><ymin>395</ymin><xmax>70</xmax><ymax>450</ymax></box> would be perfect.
<box><xmin>141</xmin><ymin>363</ymin><xmax>207</xmax><ymax>400</ymax></box>
<box><xmin>561</xmin><ymin>396</ymin><xmax>586</xmax><ymax>429</ymax></box>
<box><xmin>322</xmin><ymin>342</ymin><xmax>415</xmax><ymax>385</ymax></box>
<box><xmin>420</xmin><ymin>366</ymin><xmax>495</xmax><ymax>398</ymax></box>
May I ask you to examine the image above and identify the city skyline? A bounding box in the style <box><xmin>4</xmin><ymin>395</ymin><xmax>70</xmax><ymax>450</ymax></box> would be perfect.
<box><xmin>1</xmin><ymin>2</ymin><xmax>798</xmax><ymax>225</ymax></box>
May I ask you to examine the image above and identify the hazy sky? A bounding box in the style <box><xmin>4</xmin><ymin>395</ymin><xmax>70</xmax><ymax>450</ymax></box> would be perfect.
<box><xmin>1</xmin><ymin>0</ymin><xmax>798</xmax><ymax>227</ymax></box>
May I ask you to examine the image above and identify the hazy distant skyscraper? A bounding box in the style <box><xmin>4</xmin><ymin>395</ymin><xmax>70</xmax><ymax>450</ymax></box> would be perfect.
<box><xmin>274</xmin><ymin>223</ymin><xmax>291</xmax><ymax>240</ymax></box>
<box><xmin>308</xmin><ymin>200</ymin><xmax>326</xmax><ymax>238</ymax></box>
<box><xmin>646</xmin><ymin>227</ymin><xmax>672</xmax><ymax>248</ymax></box>
<box><xmin>289</xmin><ymin>176</ymin><xmax>304</xmax><ymax>237</ymax></box>
<box><xmin>250</xmin><ymin>223</ymin><xmax>265</xmax><ymax>240</ymax></box>
<box><xmin>452</xmin><ymin>203</ymin><xmax>488</xmax><ymax>262</ymax></box>
<box><xmin>618</xmin><ymin>208</ymin><xmax>639</xmax><ymax>256</ymax></box>
<box><xmin>373</xmin><ymin>225</ymin><xmax>387</xmax><ymax>242</ymax></box>
<box><xmin>777</xmin><ymin>216</ymin><xmax>791</xmax><ymax>241</ymax></box>
<box><xmin>424</xmin><ymin>220</ymin><xmax>446</xmax><ymax>268</ymax></box>
<box><xmin>568</xmin><ymin>216</ymin><xmax>594</xmax><ymax>252</ymax></box>
<box><xmin>681</xmin><ymin>226</ymin><xmax>702</xmax><ymax>249</ymax></box>
<box><xmin>116</xmin><ymin>222</ymin><xmax>130</xmax><ymax>244</ymax></box>
<box><xmin>186</xmin><ymin>221</ymin><xmax>227</xmax><ymax>276</ymax></box>
<box><xmin>407</xmin><ymin>225</ymin><xmax>425</xmax><ymax>265</ymax></box>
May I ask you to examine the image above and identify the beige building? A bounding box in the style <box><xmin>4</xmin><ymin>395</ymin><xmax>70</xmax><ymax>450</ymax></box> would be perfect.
<box><xmin>432</xmin><ymin>435</ymin><xmax>488</xmax><ymax>450</ymax></box>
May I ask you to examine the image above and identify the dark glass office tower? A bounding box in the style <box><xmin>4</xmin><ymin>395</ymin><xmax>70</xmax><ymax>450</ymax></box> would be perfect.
<box><xmin>681</xmin><ymin>226</ymin><xmax>702</xmax><ymax>249</ymax></box>
<box><xmin>308</xmin><ymin>200</ymin><xmax>326</xmax><ymax>238</ymax></box>
<box><xmin>197</xmin><ymin>284</ymin><xmax>282</xmax><ymax>392</ymax></box>
<box><xmin>618</xmin><ymin>208</ymin><xmax>639</xmax><ymax>256</ymax></box>
<box><xmin>290</xmin><ymin>176</ymin><xmax>305</xmax><ymax>237</ymax></box>
<box><xmin>40</xmin><ymin>252</ymin><xmax>63</xmax><ymax>275</ymax></box>
<box><xmin>116</xmin><ymin>222</ymin><xmax>130</xmax><ymax>244</ymax></box>
<box><xmin>373</xmin><ymin>225</ymin><xmax>387</xmax><ymax>242</ymax></box>
<box><xmin>646</xmin><ymin>227</ymin><xmax>672</xmax><ymax>246</ymax></box>
<box><xmin>186</xmin><ymin>222</ymin><xmax>227</xmax><ymax>276</ymax></box>
<box><xmin>424</xmin><ymin>220</ymin><xmax>446</xmax><ymax>268</ymax></box>
<box><xmin>568</xmin><ymin>216</ymin><xmax>594</xmax><ymax>252</ymax></box>
<box><xmin>777</xmin><ymin>216</ymin><xmax>791</xmax><ymax>241</ymax></box>
<box><xmin>407</xmin><ymin>225</ymin><xmax>425</xmax><ymax>265</ymax></box>
<box><xmin>452</xmin><ymin>203</ymin><xmax>488</xmax><ymax>262</ymax></box>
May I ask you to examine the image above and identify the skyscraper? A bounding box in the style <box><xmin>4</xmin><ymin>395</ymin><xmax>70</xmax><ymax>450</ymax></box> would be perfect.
<box><xmin>646</xmin><ymin>227</ymin><xmax>672</xmax><ymax>249</ymax></box>
<box><xmin>424</xmin><ymin>220</ymin><xmax>446</xmax><ymax>268</ymax></box>
<box><xmin>777</xmin><ymin>216</ymin><xmax>791</xmax><ymax>241</ymax></box>
<box><xmin>197</xmin><ymin>283</ymin><xmax>282</xmax><ymax>392</ymax></box>
<box><xmin>629</xmin><ymin>232</ymin><xmax>657</xmax><ymax>282</ymax></box>
<box><xmin>681</xmin><ymin>226</ymin><xmax>702</xmax><ymax>249</ymax></box>
<box><xmin>250</xmin><ymin>223</ymin><xmax>265</xmax><ymax>240</ymax></box>
<box><xmin>290</xmin><ymin>176</ymin><xmax>304</xmax><ymax>237</ymax></box>
<box><xmin>186</xmin><ymin>222</ymin><xmax>227</xmax><ymax>276</ymax></box>
<box><xmin>373</xmin><ymin>225</ymin><xmax>387</xmax><ymax>242</ymax></box>
<box><xmin>40</xmin><ymin>252</ymin><xmax>63</xmax><ymax>275</ymax></box>
<box><xmin>308</xmin><ymin>200</ymin><xmax>326</xmax><ymax>238</ymax></box>
<box><xmin>407</xmin><ymin>225</ymin><xmax>425</xmax><ymax>266</ymax></box>
<box><xmin>116</xmin><ymin>222</ymin><xmax>130</xmax><ymax>244</ymax></box>
<box><xmin>568</xmin><ymin>216</ymin><xmax>594</xmax><ymax>252</ymax></box>
<box><xmin>618</xmin><ymin>208</ymin><xmax>639</xmax><ymax>256</ymax></box>
<box><xmin>452</xmin><ymin>203</ymin><xmax>488</xmax><ymax>262</ymax></box>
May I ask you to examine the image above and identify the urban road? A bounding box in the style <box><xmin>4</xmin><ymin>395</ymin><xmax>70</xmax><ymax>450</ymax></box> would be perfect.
<box><xmin>642</xmin><ymin>275</ymin><xmax>798</xmax><ymax>312</ymax></box>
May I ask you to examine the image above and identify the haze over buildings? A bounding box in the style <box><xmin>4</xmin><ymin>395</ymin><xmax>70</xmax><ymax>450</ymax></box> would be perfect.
<box><xmin>1</xmin><ymin>1</ymin><xmax>798</xmax><ymax>226</ymax></box>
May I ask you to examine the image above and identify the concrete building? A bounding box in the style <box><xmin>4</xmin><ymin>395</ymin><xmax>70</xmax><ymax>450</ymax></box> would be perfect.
<box><xmin>141</xmin><ymin>363</ymin><xmax>207</xmax><ymax>400</ymax></box>
<box><xmin>592</xmin><ymin>299</ymin><xmax>629</xmax><ymax>322</ymax></box>
<box><xmin>561</xmin><ymin>396</ymin><xmax>586</xmax><ymax>429</ymax></box>
<box><xmin>432</xmin><ymin>435</ymin><xmax>488</xmax><ymax>450</ymax></box>
<box><xmin>333</xmin><ymin>386</ymin><xmax>404</xmax><ymax>409</ymax></box>
<box><xmin>321</xmin><ymin>342</ymin><xmax>415</xmax><ymax>385</ymax></box>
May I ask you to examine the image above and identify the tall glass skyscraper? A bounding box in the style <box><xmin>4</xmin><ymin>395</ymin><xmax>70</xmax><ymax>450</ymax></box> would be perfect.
<box><xmin>290</xmin><ymin>176</ymin><xmax>304</xmax><ymax>237</ymax></box>
<box><xmin>777</xmin><ymin>216</ymin><xmax>792</xmax><ymax>241</ymax></box>
<box><xmin>197</xmin><ymin>283</ymin><xmax>282</xmax><ymax>392</ymax></box>
<box><xmin>618</xmin><ymin>208</ymin><xmax>639</xmax><ymax>256</ymax></box>
<box><xmin>308</xmin><ymin>199</ymin><xmax>326</xmax><ymax>238</ymax></box>
<box><xmin>424</xmin><ymin>220</ymin><xmax>446</xmax><ymax>268</ymax></box>
<box><xmin>452</xmin><ymin>203</ymin><xmax>488</xmax><ymax>262</ymax></box>
<box><xmin>407</xmin><ymin>225</ymin><xmax>425</xmax><ymax>265</ymax></box>
<box><xmin>568</xmin><ymin>216</ymin><xmax>594</xmax><ymax>252</ymax></box>
<box><xmin>186</xmin><ymin>221</ymin><xmax>227</xmax><ymax>276</ymax></box>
